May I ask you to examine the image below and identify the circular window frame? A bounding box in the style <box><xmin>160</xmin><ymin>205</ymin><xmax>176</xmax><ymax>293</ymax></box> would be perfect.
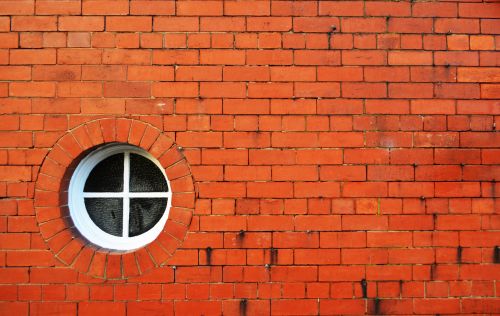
<box><xmin>69</xmin><ymin>143</ymin><xmax>173</xmax><ymax>252</ymax></box>
<box><xmin>35</xmin><ymin>118</ymin><xmax>195</xmax><ymax>279</ymax></box>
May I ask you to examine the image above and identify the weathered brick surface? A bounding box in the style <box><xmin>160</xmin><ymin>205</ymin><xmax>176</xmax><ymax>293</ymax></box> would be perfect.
<box><xmin>0</xmin><ymin>0</ymin><xmax>498</xmax><ymax>314</ymax></box>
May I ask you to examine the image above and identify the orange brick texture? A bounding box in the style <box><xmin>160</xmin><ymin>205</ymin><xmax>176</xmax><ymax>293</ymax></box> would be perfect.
<box><xmin>0</xmin><ymin>0</ymin><xmax>499</xmax><ymax>315</ymax></box>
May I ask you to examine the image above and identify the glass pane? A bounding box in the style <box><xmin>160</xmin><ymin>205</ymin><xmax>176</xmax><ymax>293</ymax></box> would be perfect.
<box><xmin>129</xmin><ymin>198</ymin><xmax>167</xmax><ymax>237</ymax></box>
<box><xmin>84</xmin><ymin>153</ymin><xmax>124</xmax><ymax>192</ymax></box>
<box><xmin>84</xmin><ymin>198</ymin><xmax>123</xmax><ymax>237</ymax></box>
<box><xmin>130</xmin><ymin>153</ymin><xmax>168</xmax><ymax>192</ymax></box>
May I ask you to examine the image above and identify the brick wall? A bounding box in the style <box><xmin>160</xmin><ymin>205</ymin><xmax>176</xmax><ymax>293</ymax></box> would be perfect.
<box><xmin>0</xmin><ymin>0</ymin><xmax>499</xmax><ymax>315</ymax></box>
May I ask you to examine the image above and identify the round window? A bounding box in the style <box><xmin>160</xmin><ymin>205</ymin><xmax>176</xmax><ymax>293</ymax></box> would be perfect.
<box><xmin>69</xmin><ymin>143</ymin><xmax>172</xmax><ymax>251</ymax></box>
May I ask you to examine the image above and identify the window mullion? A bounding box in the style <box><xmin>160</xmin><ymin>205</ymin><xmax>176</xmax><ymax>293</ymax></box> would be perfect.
<box><xmin>83</xmin><ymin>192</ymin><xmax>125</xmax><ymax>198</ymax></box>
<box><xmin>122</xmin><ymin>152</ymin><xmax>130</xmax><ymax>238</ymax></box>
<box><xmin>128</xmin><ymin>192</ymin><xmax>171</xmax><ymax>198</ymax></box>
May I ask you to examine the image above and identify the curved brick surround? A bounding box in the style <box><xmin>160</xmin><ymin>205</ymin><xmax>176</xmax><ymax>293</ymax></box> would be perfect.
<box><xmin>34</xmin><ymin>118</ymin><xmax>194</xmax><ymax>279</ymax></box>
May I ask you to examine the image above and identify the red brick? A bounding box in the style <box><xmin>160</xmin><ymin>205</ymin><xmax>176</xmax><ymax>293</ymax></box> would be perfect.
<box><xmin>389</xmin><ymin>18</ymin><xmax>433</xmax><ymax>33</ymax></box>
<box><xmin>458</xmin><ymin>68</ymin><xmax>500</xmax><ymax>83</ymax></box>
<box><xmin>201</xmin><ymin>82</ymin><xmax>246</xmax><ymax>98</ymax></box>
<box><xmin>177</xmin><ymin>1</ymin><xmax>222</xmax><ymax>16</ymax></box>
<box><xmin>81</xmin><ymin>65</ymin><xmax>126</xmax><ymax>81</ymax></box>
<box><xmin>225</xmin><ymin>1</ymin><xmax>270</xmax><ymax>16</ymax></box>
<box><xmin>413</xmin><ymin>299</ymin><xmax>460</xmax><ymax>314</ymax></box>
<box><xmin>391</xmin><ymin>149</ymin><xmax>433</xmax><ymax>164</ymax></box>
<box><xmin>271</xmin><ymin>300</ymin><xmax>318</xmax><ymax>316</ymax></box>
<box><xmin>273</xmin><ymin>232</ymin><xmax>319</xmax><ymax>248</ymax></box>
<box><xmin>389</xmin><ymin>51</ymin><xmax>432</xmax><ymax>65</ymax></box>
<box><xmin>414</xmin><ymin>132</ymin><xmax>459</xmax><ymax>147</ymax></box>
<box><xmin>0</xmin><ymin>66</ymin><xmax>31</xmax><ymax>81</ymax></box>
<box><xmin>10</xmin><ymin>49</ymin><xmax>56</xmax><ymax>65</ymax></box>
<box><xmin>176</xmin><ymin>66</ymin><xmax>220</xmax><ymax>81</ymax></box>
<box><xmin>0</xmin><ymin>33</ymin><xmax>18</xmax><ymax>49</ymax></box>
<box><xmin>225</xmin><ymin>132</ymin><xmax>270</xmax><ymax>148</ymax></box>
<box><xmin>481</xmin><ymin>19</ymin><xmax>500</xmax><ymax>35</ymax></box>
<box><xmin>435</xmin><ymin>182</ymin><xmax>481</xmax><ymax>198</ymax></box>
<box><xmin>364</xmin><ymin>66</ymin><xmax>409</xmax><ymax>82</ymax></box>
<box><xmin>294</xmin><ymin>17</ymin><xmax>339</xmax><ymax>33</ymax></box>
<box><xmin>482</xmin><ymin>84</ymin><xmax>500</xmax><ymax>99</ymax></box>
<box><xmin>175</xmin><ymin>301</ymin><xmax>222</xmax><ymax>315</ymax></box>
<box><xmin>320</xmin><ymin>1</ymin><xmax>364</xmax><ymax>16</ymax></box>
<box><xmin>321</xmin><ymin>165</ymin><xmax>366</xmax><ymax>182</ymax></box>
<box><xmin>152</xmin><ymin>82</ymin><xmax>198</xmax><ymax>97</ymax></box>
<box><xmin>225</xmin><ymin>166</ymin><xmax>270</xmax><ymax>181</ymax></box>
<box><xmin>29</xmin><ymin>302</ymin><xmax>76</xmax><ymax>315</ymax></box>
<box><xmin>223</xmin><ymin>99</ymin><xmax>269</xmax><ymax>116</ymax></box>
<box><xmin>435</xmin><ymin>18</ymin><xmax>479</xmax><ymax>34</ymax></box>
<box><xmin>348</xmin><ymin>253</ymin><xmax>387</xmax><ymax>270</ymax></box>
<box><xmin>200</xmin><ymin>17</ymin><xmax>244</xmax><ymax>32</ymax></box>
<box><xmin>0</xmin><ymin>233</ymin><xmax>30</xmax><ymax>249</ymax></box>
<box><xmin>247</xmin><ymin>216</ymin><xmax>293</xmax><ymax>231</ymax></box>
<box><xmin>345</xmin><ymin>149</ymin><xmax>389</xmax><ymax>164</ymax></box>
<box><xmin>126</xmin><ymin>302</ymin><xmax>173</xmax><ymax>315</ymax></box>
<box><xmin>296</xmin><ymin>215</ymin><xmax>341</xmax><ymax>231</ymax></box>
<box><xmin>343</xmin><ymin>18</ymin><xmax>386</xmax><ymax>33</ymax></box>
<box><xmin>154</xmin><ymin>17</ymin><xmax>199</xmax><ymax>32</ymax></box>
<box><xmin>272</xmin><ymin>165</ymin><xmax>318</xmax><ymax>181</ymax></box>
<box><xmin>413</xmin><ymin>3</ymin><xmax>457</xmax><ymax>17</ymax></box>
<box><xmin>107</xmin><ymin>17</ymin><xmax>152</xmax><ymax>32</ymax></box>
<box><xmin>482</xmin><ymin>149</ymin><xmax>500</xmax><ymax>164</ymax></box>
<box><xmin>33</xmin><ymin>65</ymin><xmax>81</xmax><ymax>81</ymax></box>
<box><xmin>12</xmin><ymin>16</ymin><xmax>56</xmax><ymax>31</ymax></box>
<box><xmin>0</xmin><ymin>302</ymin><xmax>28</xmax><ymax>315</ymax></box>
<box><xmin>367</xmin><ymin>265</ymin><xmax>412</xmax><ymax>281</ymax></box>
<box><xmin>30</xmin><ymin>268</ymin><xmax>77</xmax><ymax>283</ymax></box>
<box><xmin>318</xmin><ymin>66</ymin><xmax>363</xmax><ymax>82</ymax></box>
<box><xmin>56</xmin><ymin>48</ymin><xmax>101</xmax><ymax>65</ymax></box>
<box><xmin>367</xmin><ymin>232</ymin><xmax>411</xmax><ymax>247</ymax></box>
<box><xmin>320</xmin><ymin>300</ymin><xmax>366</xmax><ymax>315</ymax></box>
<box><xmin>389</xmin><ymin>215</ymin><xmax>434</xmax><ymax>231</ymax></box>
<box><xmin>459</xmin><ymin>3</ymin><xmax>499</xmax><ymax>18</ymax></box>
<box><xmin>130</xmin><ymin>1</ymin><xmax>174</xmax><ymax>15</ymax></box>
<box><xmin>462</xmin><ymin>298</ymin><xmax>500</xmax><ymax>314</ymax></box>
<box><xmin>82</xmin><ymin>1</ymin><xmax>128</xmax><ymax>15</ymax></box>
<box><xmin>10</xmin><ymin>82</ymin><xmax>56</xmax><ymax>97</ymax></box>
<box><xmin>411</xmin><ymin>66</ymin><xmax>457</xmax><ymax>83</ymax></box>
<box><xmin>0</xmin><ymin>1</ymin><xmax>34</xmax><ymax>15</ymax></box>
<box><xmin>416</xmin><ymin>165</ymin><xmax>462</xmax><ymax>181</ymax></box>
<box><xmin>59</xmin><ymin>16</ymin><xmax>104</xmax><ymax>31</ymax></box>
<box><xmin>57</xmin><ymin>82</ymin><xmax>101</xmax><ymax>98</ymax></box>
<box><xmin>0</xmin><ymin>166</ymin><xmax>31</xmax><ymax>181</ymax></box>
<box><xmin>294</xmin><ymin>50</ymin><xmax>340</xmax><ymax>66</ymax></box>
<box><xmin>368</xmin><ymin>165</ymin><xmax>414</xmax><ymax>181</ymax></box>
<box><xmin>248</xmin><ymin>17</ymin><xmax>292</xmax><ymax>32</ymax></box>
<box><xmin>200</xmin><ymin>50</ymin><xmax>244</xmax><ymax>65</ymax></box>
<box><xmin>343</xmin><ymin>50</ymin><xmax>386</xmax><ymax>65</ymax></box>
<box><xmin>342</xmin><ymin>182</ymin><xmax>387</xmax><ymax>197</ymax></box>
<box><xmin>104</xmin><ymin>82</ymin><xmax>150</xmax><ymax>98</ymax></box>
<box><xmin>103</xmin><ymin>49</ymin><xmax>150</xmax><ymax>65</ymax></box>
<box><xmin>248</xmin><ymin>182</ymin><xmax>293</xmax><ymax>198</ymax></box>
<box><xmin>224</xmin><ymin>66</ymin><xmax>269</xmax><ymax>82</ymax></box>
<box><xmin>249</xmin><ymin>149</ymin><xmax>295</xmax><ymax>165</ymax></box>
<box><xmin>79</xmin><ymin>302</ymin><xmax>125</xmax><ymax>316</ymax></box>
<box><xmin>319</xmin><ymin>266</ymin><xmax>365</xmax><ymax>281</ymax></box>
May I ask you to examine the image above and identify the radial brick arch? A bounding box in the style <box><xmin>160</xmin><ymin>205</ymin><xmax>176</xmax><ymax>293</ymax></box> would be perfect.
<box><xmin>34</xmin><ymin>118</ymin><xmax>195</xmax><ymax>279</ymax></box>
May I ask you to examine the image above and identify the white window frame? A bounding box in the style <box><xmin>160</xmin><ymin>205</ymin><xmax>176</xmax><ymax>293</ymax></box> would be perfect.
<box><xmin>68</xmin><ymin>143</ymin><xmax>172</xmax><ymax>251</ymax></box>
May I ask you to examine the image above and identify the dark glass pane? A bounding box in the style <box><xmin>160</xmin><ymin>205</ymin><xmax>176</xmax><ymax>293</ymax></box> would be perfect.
<box><xmin>130</xmin><ymin>153</ymin><xmax>168</xmax><ymax>192</ymax></box>
<box><xmin>84</xmin><ymin>153</ymin><xmax>124</xmax><ymax>192</ymax></box>
<box><xmin>84</xmin><ymin>198</ymin><xmax>123</xmax><ymax>237</ymax></box>
<box><xmin>129</xmin><ymin>198</ymin><xmax>167</xmax><ymax>237</ymax></box>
